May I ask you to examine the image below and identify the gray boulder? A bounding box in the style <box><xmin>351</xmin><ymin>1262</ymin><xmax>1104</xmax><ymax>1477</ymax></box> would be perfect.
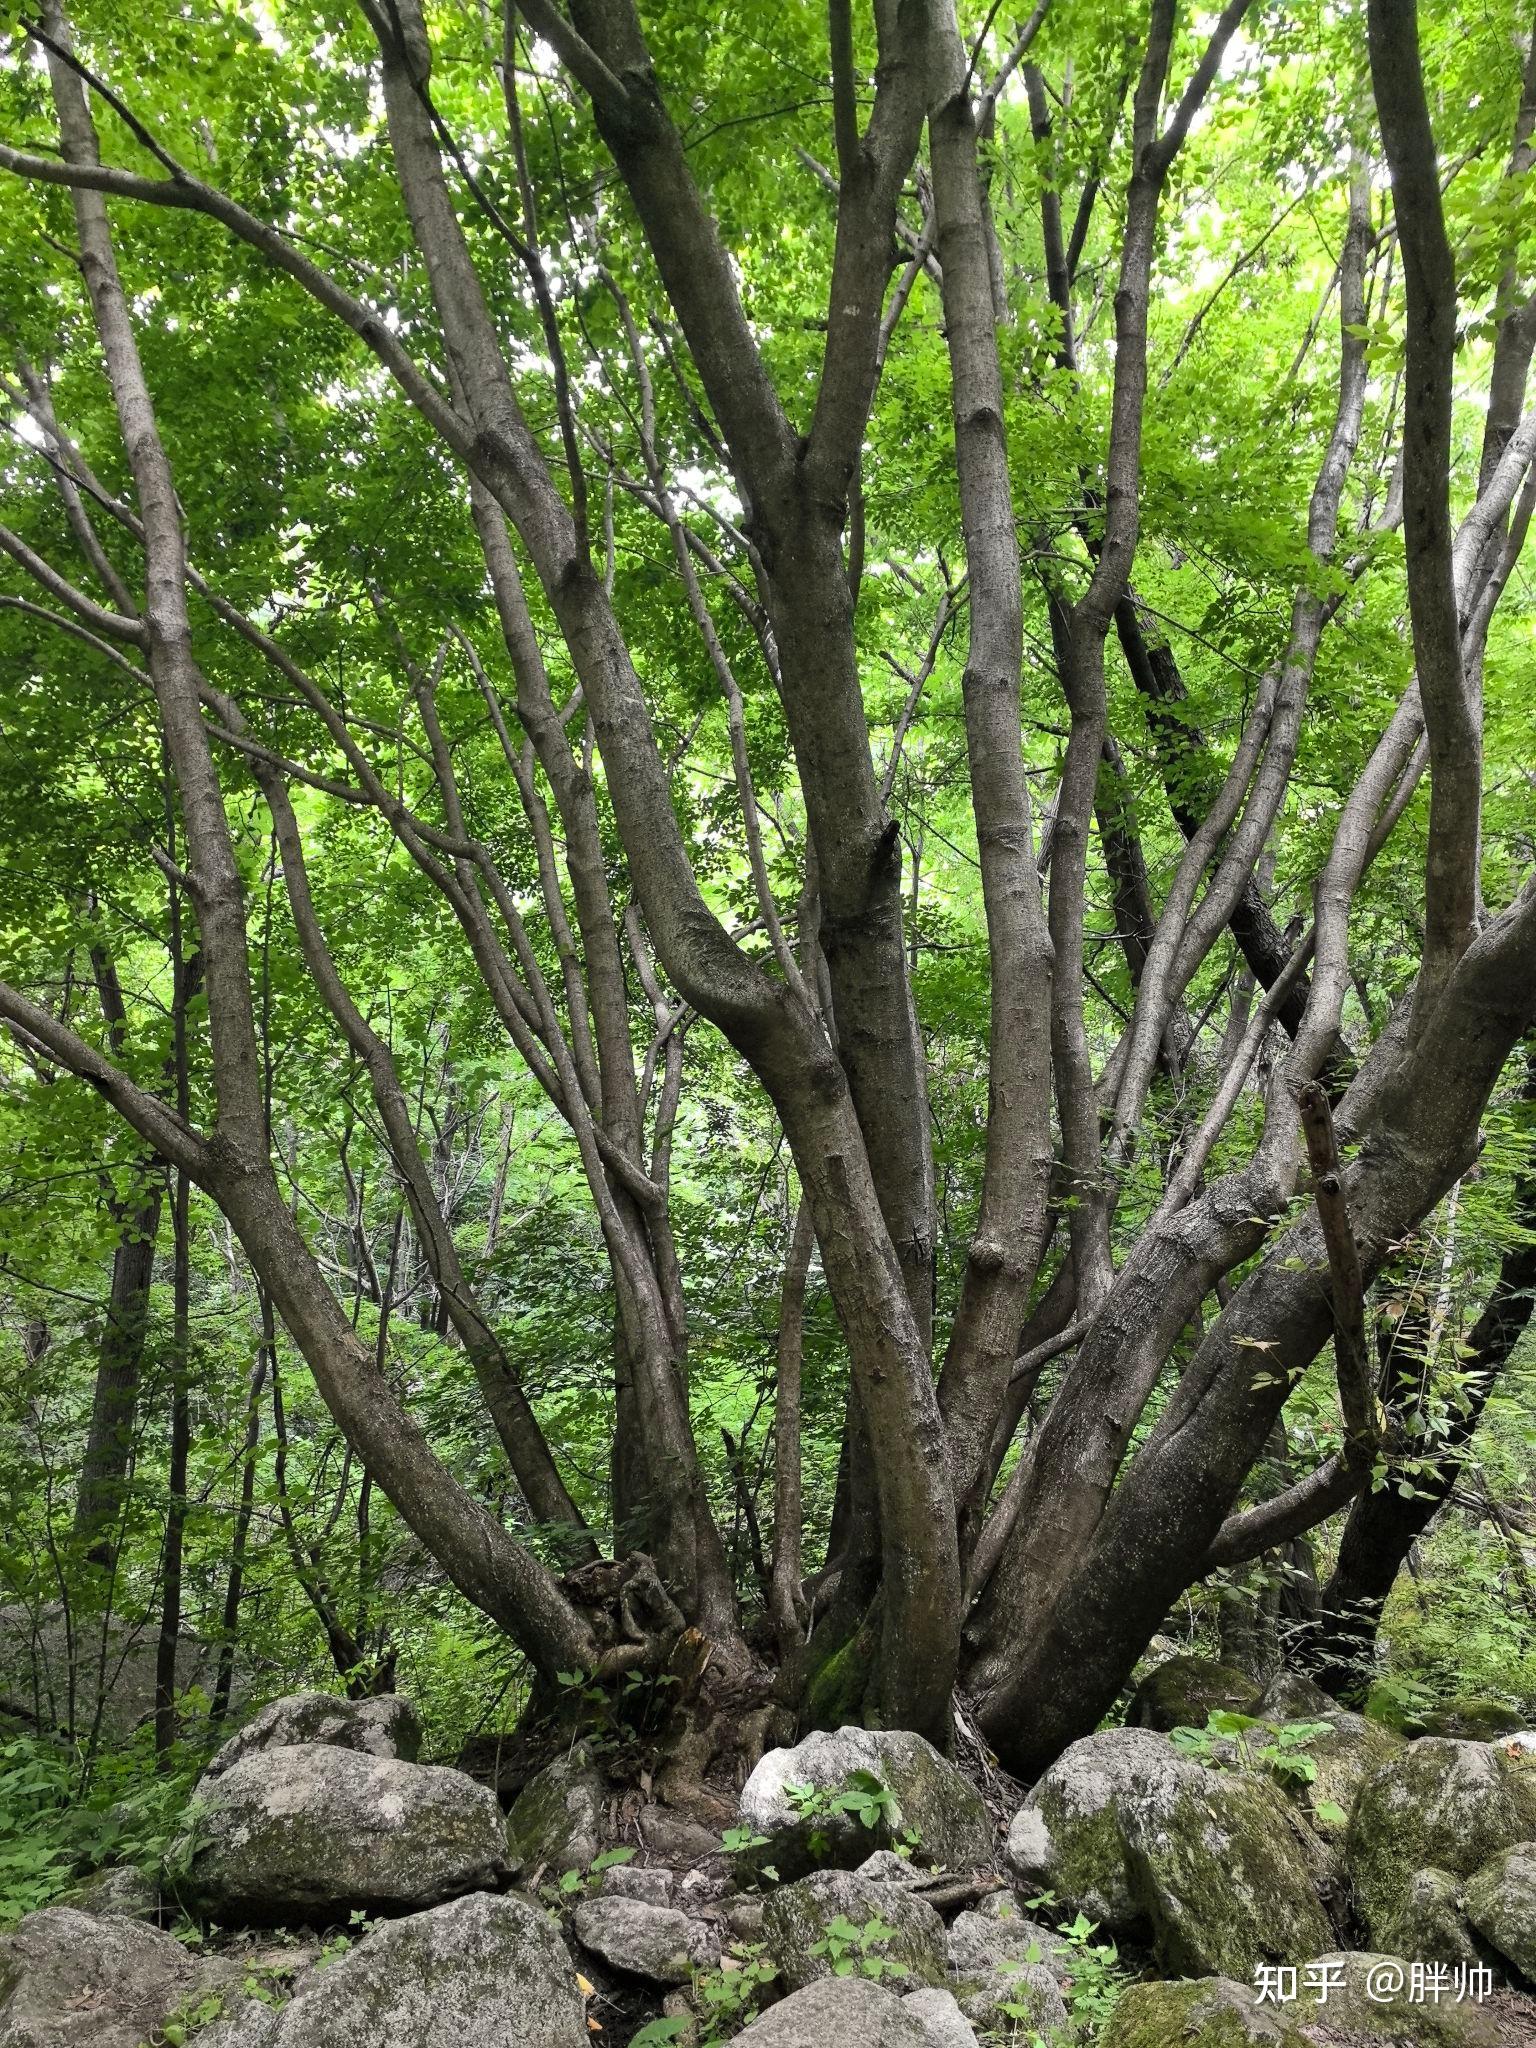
<box><xmin>730</xmin><ymin>1977</ymin><xmax>931</xmax><ymax>2047</ymax></box>
<box><xmin>1346</xmin><ymin>1736</ymin><xmax>1536</xmax><ymax>1940</ymax></box>
<box><xmin>600</xmin><ymin>1864</ymin><xmax>673</xmax><ymax>1906</ymax></box>
<box><xmin>570</xmin><ymin>1896</ymin><xmax>715</xmax><ymax>1985</ymax></box>
<box><xmin>1256</xmin><ymin>1668</ymin><xmax>1338</xmax><ymax>1723</ymax></box>
<box><xmin>56</xmin><ymin>1865</ymin><xmax>159</xmax><ymax>1919</ymax></box>
<box><xmin>762</xmin><ymin>1869</ymin><xmax>946</xmax><ymax>1993</ymax></box>
<box><xmin>1374</xmin><ymin>1865</ymin><xmax>1479</xmax><ymax>1966</ymax></box>
<box><xmin>0</xmin><ymin>1906</ymin><xmax>232</xmax><ymax>2048</ymax></box>
<box><xmin>1465</xmin><ymin>1841</ymin><xmax>1536</xmax><ymax>1982</ymax></box>
<box><xmin>201</xmin><ymin>1691</ymin><xmax>420</xmax><ymax>1783</ymax></box>
<box><xmin>504</xmin><ymin>1747</ymin><xmax>605</xmax><ymax>1881</ymax></box>
<box><xmin>167</xmin><ymin>1742</ymin><xmax>506</xmax><ymax>1921</ymax></box>
<box><xmin>946</xmin><ymin>1904</ymin><xmax>1073</xmax><ymax>1987</ymax></box>
<box><xmin>1100</xmin><ymin>1975</ymin><xmax>1311</xmax><ymax>2047</ymax></box>
<box><xmin>191</xmin><ymin>1891</ymin><xmax>586</xmax><ymax>2048</ymax></box>
<box><xmin>855</xmin><ymin>1849</ymin><xmax>928</xmax><ymax>1885</ymax></box>
<box><xmin>0</xmin><ymin>1604</ymin><xmax>229</xmax><ymax>1743</ymax></box>
<box><xmin>900</xmin><ymin>1988</ymin><xmax>981</xmax><ymax>2047</ymax></box>
<box><xmin>942</xmin><ymin>1906</ymin><xmax>1069</xmax><ymax>2031</ymax></box>
<box><xmin>738</xmin><ymin>1727</ymin><xmax>992</xmax><ymax>1880</ymax></box>
<box><xmin>1005</xmin><ymin>1725</ymin><xmax>1331</xmax><ymax>1977</ymax></box>
<box><xmin>1128</xmin><ymin>1653</ymin><xmax>1265</xmax><ymax>1733</ymax></box>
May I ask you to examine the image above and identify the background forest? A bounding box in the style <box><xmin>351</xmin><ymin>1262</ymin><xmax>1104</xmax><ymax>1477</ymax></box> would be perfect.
<box><xmin>0</xmin><ymin>1</ymin><xmax>1534</xmax><ymax>2033</ymax></box>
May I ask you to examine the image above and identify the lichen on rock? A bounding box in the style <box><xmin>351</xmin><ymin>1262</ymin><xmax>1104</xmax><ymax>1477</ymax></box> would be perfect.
<box><xmin>761</xmin><ymin>1868</ymin><xmax>947</xmax><ymax>1993</ymax></box>
<box><xmin>1004</xmin><ymin>1725</ymin><xmax>1332</xmax><ymax>1977</ymax></box>
<box><xmin>1465</xmin><ymin>1841</ymin><xmax>1536</xmax><ymax>1983</ymax></box>
<box><xmin>1345</xmin><ymin>1737</ymin><xmax>1536</xmax><ymax>1941</ymax></box>
<box><xmin>166</xmin><ymin>1742</ymin><xmax>507</xmax><ymax>1922</ymax></box>
<box><xmin>737</xmin><ymin>1726</ymin><xmax>992</xmax><ymax>1881</ymax></box>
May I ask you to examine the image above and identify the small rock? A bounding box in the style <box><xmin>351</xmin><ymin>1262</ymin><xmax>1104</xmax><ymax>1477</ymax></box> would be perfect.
<box><xmin>0</xmin><ymin>1906</ymin><xmax>232</xmax><ymax>2048</ymax></box>
<box><xmin>601</xmin><ymin>1863</ymin><xmax>673</xmax><ymax>1906</ymax></box>
<box><xmin>677</xmin><ymin>1866</ymin><xmax>729</xmax><ymax>1912</ymax></box>
<box><xmin>1465</xmin><ymin>1842</ymin><xmax>1536</xmax><ymax>1982</ymax></box>
<box><xmin>167</xmin><ymin>1743</ymin><xmax>507</xmax><ymax>1922</ymax></box>
<box><xmin>636</xmin><ymin>1804</ymin><xmax>725</xmax><ymax>1865</ymax></box>
<box><xmin>723</xmin><ymin>1894</ymin><xmax>766</xmax><ymax>1941</ymax></box>
<box><xmin>901</xmin><ymin>1986</ymin><xmax>981</xmax><ymax>2047</ymax></box>
<box><xmin>571</xmin><ymin>1896</ymin><xmax>716</xmax><ymax>1985</ymax></box>
<box><xmin>1100</xmin><ymin>1975</ymin><xmax>1310</xmax><ymax>2046</ymax></box>
<box><xmin>504</xmin><ymin>1746</ymin><xmax>605</xmax><ymax>1880</ymax></box>
<box><xmin>856</xmin><ymin>1849</ymin><xmax>927</xmax><ymax>1885</ymax></box>
<box><xmin>762</xmin><ymin>1869</ymin><xmax>946</xmax><ymax>1993</ymax></box>
<box><xmin>731</xmin><ymin>1977</ymin><xmax>930</xmax><ymax>2046</ymax></box>
<box><xmin>200</xmin><ymin>1691</ymin><xmax>420</xmax><ymax>1783</ymax></box>
<box><xmin>738</xmin><ymin>1726</ymin><xmax>992</xmax><ymax>1882</ymax></box>
<box><xmin>1128</xmin><ymin>1654</ymin><xmax>1265</xmax><ymax>1733</ymax></box>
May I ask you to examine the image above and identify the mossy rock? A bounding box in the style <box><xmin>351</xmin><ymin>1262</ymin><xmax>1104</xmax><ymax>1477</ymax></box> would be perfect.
<box><xmin>58</xmin><ymin>1864</ymin><xmax>160</xmax><ymax>1919</ymax></box>
<box><xmin>167</xmin><ymin>1743</ymin><xmax>507</xmax><ymax>1923</ymax></box>
<box><xmin>761</xmin><ymin>1869</ymin><xmax>946</xmax><ymax>1993</ymax></box>
<box><xmin>737</xmin><ymin>1726</ymin><xmax>992</xmax><ymax>1881</ymax></box>
<box><xmin>1346</xmin><ymin>1738</ymin><xmax>1536</xmax><ymax>1942</ymax></box>
<box><xmin>1465</xmin><ymin>1842</ymin><xmax>1536</xmax><ymax>1983</ymax></box>
<box><xmin>191</xmin><ymin>1891</ymin><xmax>586</xmax><ymax>2048</ymax></box>
<box><xmin>1005</xmin><ymin>1727</ymin><xmax>1332</xmax><ymax>1978</ymax></box>
<box><xmin>1127</xmin><ymin>1764</ymin><xmax>1332</xmax><ymax>1977</ymax></box>
<box><xmin>1374</xmin><ymin>1865</ymin><xmax>1480</xmax><ymax>1967</ymax></box>
<box><xmin>1100</xmin><ymin>1976</ymin><xmax>1311</xmax><ymax>2047</ymax></box>
<box><xmin>504</xmin><ymin>1745</ymin><xmax>604</xmax><ymax>1880</ymax></box>
<box><xmin>1421</xmin><ymin>1698</ymin><xmax>1530</xmax><ymax>1742</ymax></box>
<box><xmin>1264</xmin><ymin>1708</ymin><xmax>1402</xmax><ymax>1864</ymax></box>
<box><xmin>1289</xmin><ymin>1951</ymin><xmax>1501</xmax><ymax>2044</ymax></box>
<box><xmin>1128</xmin><ymin>1656</ymin><xmax>1265</xmax><ymax>1735</ymax></box>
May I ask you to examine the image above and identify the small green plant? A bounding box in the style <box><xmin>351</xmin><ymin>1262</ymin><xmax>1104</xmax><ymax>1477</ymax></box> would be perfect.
<box><xmin>542</xmin><ymin>1843</ymin><xmax>636</xmax><ymax>1904</ymax></box>
<box><xmin>721</xmin><ymin>1824</ymin><xmax>769</xmax><ymax>1854</ymax></box>
<box><xmin>807</xmin><ymin>1912</ymin><xmax>910</xmax><ymax>1982</ymax></box>
<box><xmin>552</xmin><ymin>1666</ymin><xmax>683</xmax><ymax>1757</ymax></box>
<box><xmin>783</xmin><ymin>1769</ymin><xmax>901</xmax><ymax>1862</ymax></box>
<box><xmin>153</xmin><ymin>1988</ymin><xmax>227</xmax><ymax>2046</ymax></box>
<box><xmin>1001</xmin><ymin>1897</ymin><xmax>1129</xmax><ymax>2043</ymax></box>
<box><xmin>1169</xmin><ymin>1711</ymin><xmax>1333</xmax><ymax>1792</ymax></box>
<box><xmin>691</xmin><ymin>1942</ymin><xmax>779</xmax><ymax>2043</ymax></box>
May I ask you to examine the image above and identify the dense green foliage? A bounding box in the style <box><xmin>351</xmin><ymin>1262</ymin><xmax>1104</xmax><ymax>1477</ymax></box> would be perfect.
<box><xmin>0</xmin><ymin>0</ymin><xmax>1534</xmax><ymax>1948</ymax></box>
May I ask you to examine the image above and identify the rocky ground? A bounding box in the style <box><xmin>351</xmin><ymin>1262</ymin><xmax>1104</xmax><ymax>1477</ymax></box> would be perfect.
<box><xmin>4</xmin><ymin>1656</ymin><xmax>1536</xmax><ymax>2047</ymax></box>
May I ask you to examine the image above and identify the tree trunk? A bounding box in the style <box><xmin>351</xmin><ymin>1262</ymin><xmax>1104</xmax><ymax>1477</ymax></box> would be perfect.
<box><xmin>73</xmin><ymin>1182</ymin><xmax>162</xmax><ymax>1565</ymax></box>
